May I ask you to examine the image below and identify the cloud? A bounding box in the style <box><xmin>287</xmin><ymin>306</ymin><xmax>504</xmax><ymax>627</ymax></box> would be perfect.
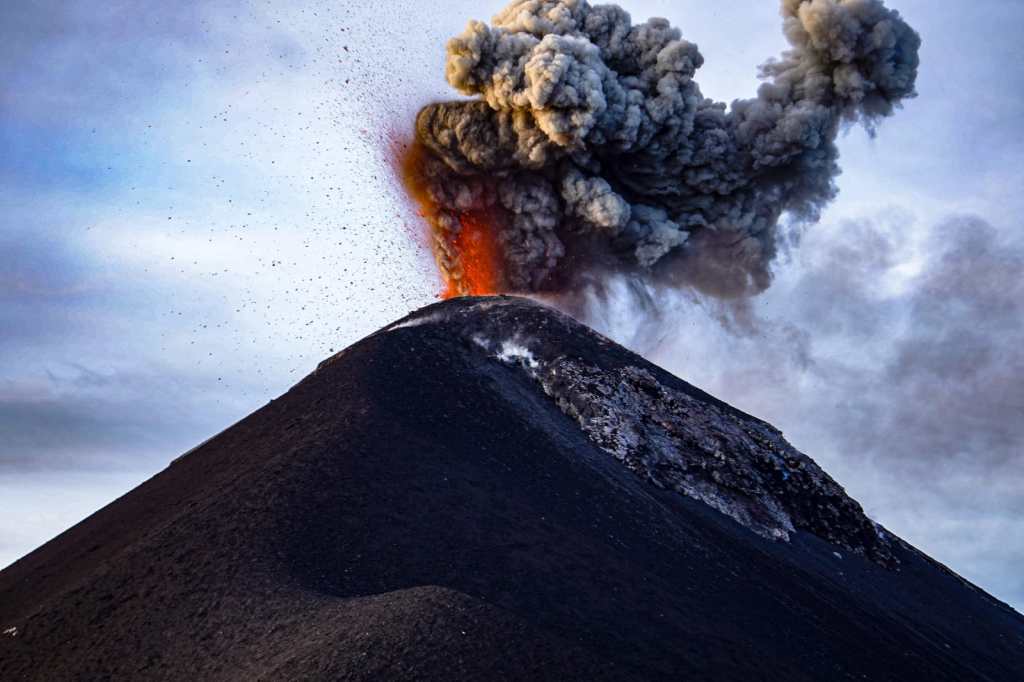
<box><xmin>0</xmin><ymin>364</ymin><xmax>233</xmax><ymax>472</ymax></box>
<box><xmin>584</xmin><ymin>212</ymin><xmax>1024</xmax><ymax>609</ymax></box>
<box><xmin>0</xmin><ymin>1</ymin><xmax>247</xmax><ymax>125</ymax></box>
<box><xmin>0</xmin><ymin>229</ymin><xmax>93</xmax><ymax>301</ymax></box>
<box><xmin>739</xmin><ymin>215</ymin><xmax>1024</xmax><ymax>480</ymax></box>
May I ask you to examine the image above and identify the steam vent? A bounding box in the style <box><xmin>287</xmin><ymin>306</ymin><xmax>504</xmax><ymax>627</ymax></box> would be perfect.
<box><xmin>2</xmin><ymin>297</ymin><xmax>1022</xmax><ymax>680</ymax></box>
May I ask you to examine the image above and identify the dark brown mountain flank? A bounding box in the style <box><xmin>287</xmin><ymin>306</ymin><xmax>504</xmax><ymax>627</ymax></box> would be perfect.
<box><xmin>1</xmin><ymin>296</ymin><xmax>1022</xmax><ymax>680</ymax></box>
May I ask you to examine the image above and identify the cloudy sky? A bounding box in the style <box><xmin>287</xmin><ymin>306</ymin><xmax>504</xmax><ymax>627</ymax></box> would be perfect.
<box><xmin>2</xmin><ymin>1</ymin><xmax>1021</xmax><ymax>610</ymax></box>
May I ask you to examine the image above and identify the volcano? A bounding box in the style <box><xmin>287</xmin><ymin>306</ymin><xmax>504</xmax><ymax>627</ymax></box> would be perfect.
<box><xmin>1</xmin><ymin>296</ymin><xmax>1022</xmax><ymax>680</ymax></box>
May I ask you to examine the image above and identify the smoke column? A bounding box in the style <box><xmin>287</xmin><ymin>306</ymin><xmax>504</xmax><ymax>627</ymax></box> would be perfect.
<box><xmin>405</xmin><ymin>0</ymin><xmax>920</xmax><ymax>299</ymax></box>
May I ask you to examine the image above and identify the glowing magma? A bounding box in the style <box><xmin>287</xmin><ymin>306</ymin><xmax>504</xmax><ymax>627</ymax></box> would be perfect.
<box><xmin>399</xmin><ymin>141</ymin><xmax>505</xmax><ymax>298</ymax></box>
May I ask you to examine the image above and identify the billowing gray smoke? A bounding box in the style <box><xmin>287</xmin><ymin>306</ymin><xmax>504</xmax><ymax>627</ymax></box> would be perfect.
<box><xmin>413</xmin><ymin>0</ymin><xmax>920</xmax><ymax>296</ymax></box>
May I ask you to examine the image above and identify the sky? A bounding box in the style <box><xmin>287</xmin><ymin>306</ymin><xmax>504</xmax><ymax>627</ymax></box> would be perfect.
<box><xmin>1</xmin><ymin>1</ymin><xmax>1022</xmax><ymax>610</ymax></box>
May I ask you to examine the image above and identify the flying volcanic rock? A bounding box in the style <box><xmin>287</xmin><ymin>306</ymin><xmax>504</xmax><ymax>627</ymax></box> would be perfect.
<box><xmin>407</xmin><ymin>0</ymin><xmax>921</xmax><ymax>297</ymax></box>
<box><xmin>2</xmin><ymin>297</ymin><xmax>1022</xmax><ymax>680</ymax></box>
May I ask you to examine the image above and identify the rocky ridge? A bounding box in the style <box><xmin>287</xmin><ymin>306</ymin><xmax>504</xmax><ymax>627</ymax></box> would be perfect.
<box><xmin>380</xmin><ymin>296</ymin><xmax>895</xmax><ymax>565</ymax></box>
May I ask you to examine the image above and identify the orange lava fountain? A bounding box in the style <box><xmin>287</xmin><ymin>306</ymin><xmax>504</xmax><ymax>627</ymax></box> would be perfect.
<box><xmin>440</xmin><ymin>209</ymin><xmax>503</xmax><ymax>298</ymax></box>
<box><xmin>398</xmin><ymin>141</ymin><xmax>505</xmax><ymax>299</ymax></box>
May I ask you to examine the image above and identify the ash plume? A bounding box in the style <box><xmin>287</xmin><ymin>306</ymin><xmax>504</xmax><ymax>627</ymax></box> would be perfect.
<box><xmin>410</xmin><ymin>0</ymin><xmax>920</xmax><ymax>297</ymax></box>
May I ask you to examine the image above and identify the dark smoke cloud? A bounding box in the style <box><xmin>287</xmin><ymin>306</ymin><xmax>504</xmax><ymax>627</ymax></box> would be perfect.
<box><xmin>414</xmin><ymin>0</ymin><xmax>920</xmax><ymax>296</ymax></box>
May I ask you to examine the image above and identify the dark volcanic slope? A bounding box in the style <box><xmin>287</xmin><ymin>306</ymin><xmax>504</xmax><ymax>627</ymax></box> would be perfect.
<box><xmin>1</xmin><ymin>297</ymin><xmax>1022</xmax><ymax>681</ymax></box>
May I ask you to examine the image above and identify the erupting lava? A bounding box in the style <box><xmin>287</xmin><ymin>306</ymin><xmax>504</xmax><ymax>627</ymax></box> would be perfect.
<box><xmin>440</xmin><ymin>209</ymin><xmax>503</xmax><ymax>299</ymax></box>
<box><xmin>398</xmin><ymin>141</ymin><xmax>505</xmax><ymax>299</ymax></box>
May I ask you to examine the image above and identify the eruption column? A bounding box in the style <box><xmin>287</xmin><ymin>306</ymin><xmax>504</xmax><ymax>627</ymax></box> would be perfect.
<box><xmin>405</xmin><ymin>0</ymin><xmax>921</xmax><ymax>299</ymax></box>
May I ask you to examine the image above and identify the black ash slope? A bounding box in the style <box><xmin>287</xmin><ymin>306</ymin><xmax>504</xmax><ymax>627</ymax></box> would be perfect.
<box><xmin>1</xmin><ymin>296</ymin><xmax>1021</xmax><ymax>680</ymax></box>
